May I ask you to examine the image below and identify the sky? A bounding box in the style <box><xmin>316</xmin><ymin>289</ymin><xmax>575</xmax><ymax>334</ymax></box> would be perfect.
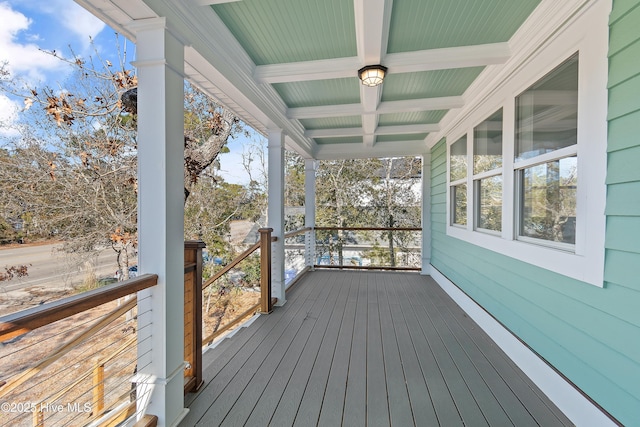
<box><xmin>0</xmin><ymin>0</ymin><xmax>260</xmax><ymax>184</ymax></box>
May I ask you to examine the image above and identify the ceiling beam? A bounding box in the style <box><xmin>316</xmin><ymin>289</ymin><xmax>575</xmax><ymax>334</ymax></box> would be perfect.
<box><xmin>377</xmin><ymin>97</ymin><xmax>463</xmax><ymax>113</ymax></box>
<box><xmin>385</xmin><ymin>43</ymin><xmax>510</xmax><ymax>74</ymax></box>
<box><xmin>254</xmin><ymin>43</ymin><xmax>510</xmax><ymax>84</ymax></box>
<box><xmin>304</xmin><ymin>123</ymin><xmax>439</xmax><ymax>138</ymax></box>
<box><xmin>253</xmin><ymin>57</ymin><xmax>360</xmax><ymax>84</ymax></box>
<box><xmin>314</xmin><ymin>141</ymin><xmax>427</xmax><ymax>160</ymax></box>
<box><xmin>360</xmin><ymin>84</ymin><xmax>381</xmax><ymax>146</ymax></box>
<box><xmin>375</xmin><ymin>123</ymin><xmax>439</xmax><ymax>135</ymax></box>
<box><xmin>288</xmin><ymin>96</ymin><xmax>464</xmax><ymax>119</ymax></box>
<box><xmin>193</xmin><ymin>0</ymin><xmax>242</xmax><ymax>6</ymax></box>
<box><xmin>354</xmin><ymin>0</ymin><xmax>392</xmax><ymax>64</ymax></box>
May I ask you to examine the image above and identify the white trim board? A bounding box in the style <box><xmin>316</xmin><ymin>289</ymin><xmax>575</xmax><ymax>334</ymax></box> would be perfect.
<box><xmin>429</xmin><ymin>266</ymin><xmax>618</xmax><ymax>427</ymax></box>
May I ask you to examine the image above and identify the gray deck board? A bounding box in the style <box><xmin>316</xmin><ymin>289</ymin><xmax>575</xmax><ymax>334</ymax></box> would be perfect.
<box><xmin>376</xmin><ymin>272</ymin><xmax>415</xmax><ymax>427</ymax></box>
<box><xmin>341</xmin><ymin>273</ymin><xmax>368</xmax><ymax>427</ymax></box>
<box><xmin>182</xmin><ymin>271</ymin><xmax>573</xmax><ymax>427</ymax></box>
<box><xmin>385</xmin><ymin>273</ymin><xmax>441</xmax><ymax>426</ymax></box>
<box><xmin>390</xmin><ymin>274</ymin><xmax>464</xmax><ymax>426</ymax></box>
<box><xmin>219</xmin><ymin>275</ymin><xmax>333</xmax><ymax>427</ymax></box>
<box><xmin>315</xmin><ymin>274</ymin><xmax>358</xmax><ymax>427</ymax></box>
<box><xmin>427</xmin><ymin>282</ymin><xmax>571</xmax><ymax>426</ymax></box>
<box><xmin>268</xmin><ymin>272</ymin><xmax>347</xmax><ymax>426</ymax></box>
<box><xmin>283</xmin><ymin>272</ymin><xmax>352</xmax><ymax>427</ymax></box>
<box><xmin>365</xmin><ymin>274</ymin><xmax>389</xmax><ymax>427</ymax></box>
<box><xmin>241</xmin><ymin>272</ymin><xmax>342</xmax><ymax>426</ymax></box>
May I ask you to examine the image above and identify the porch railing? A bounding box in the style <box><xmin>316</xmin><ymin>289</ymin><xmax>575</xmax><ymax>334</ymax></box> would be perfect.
<box><xmin>0</xmin><ymin>275</ymin><xmax>158</xmax><ymax>427</ymax></box>
<box><xmin>284</xmin><ymin>227</ymin><xmax>312</xmax><ymax>290</ymax></box>
<box><xmin>314</xmin><ymin>226</ymin><xmax>422</xmax><ymax>271</ymax></box>
<box><xmin>199</xmin><ymin>228</ymin><xmax>276</xmax><ymax>348</ymax></box>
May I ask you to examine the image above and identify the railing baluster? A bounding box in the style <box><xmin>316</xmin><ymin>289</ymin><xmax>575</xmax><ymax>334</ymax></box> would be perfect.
<box><xmin>93</xmin><ymin>362</ymin><xmax>105</xmax><ymax>414</ymax></box>
<box><xmin>32</xmin><ymin>406</ymin><xmax>44</xmax><ymax>427</ymax></box>
<box><xmin>184</xmin><ymin>241</ymin><xmax>205</xmax><ymax>394</ymax></box>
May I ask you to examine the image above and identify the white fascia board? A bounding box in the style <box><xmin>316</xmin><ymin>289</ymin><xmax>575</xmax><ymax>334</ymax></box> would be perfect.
<box><xmin>75</xmin><ymin>0</ymin><xmax>155</xmax><ymax>41</ymax></box>
<box><xmin>184</xmin><ymin>50</ymin><xmax>270</xmax><ymax>135</ymax></box>
<box><xmin>286</xmin><ymin>135</ymin><xmax>318</xmax><ymax>159</ymax></box>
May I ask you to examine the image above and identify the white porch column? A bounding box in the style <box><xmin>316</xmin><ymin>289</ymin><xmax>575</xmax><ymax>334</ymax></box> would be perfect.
<box><xmin>421</xmin><ymin>153</ymin><xmax>432</xmax><ymax>275</ymax></box>
<box><xmin>267</xmin><ymin>129</ymin><xmax>286</xmax><ymax>305</ymax></box>
<box><xmin>129</xmin><ymin>18</ymin><xmax>186</xmax><ymax>426</ymax></box>
<box><xmin>304</xmin><ymin>159</ymin><xmax>317</xmax><ymax>269</ymax></box>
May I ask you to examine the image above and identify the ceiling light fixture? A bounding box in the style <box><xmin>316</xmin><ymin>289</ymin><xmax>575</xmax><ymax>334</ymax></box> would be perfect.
<box><xmin>358</xmin><ymin>65</ymin><xmax>388</xmax><ymax>87</ymax></box>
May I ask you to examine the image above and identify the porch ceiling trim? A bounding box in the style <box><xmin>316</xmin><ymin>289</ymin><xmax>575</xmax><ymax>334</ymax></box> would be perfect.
<box><xmin>288</xmin><ymin>96</ymin><xmax>464</xmax><ymax>120</ymax></box>
<box><xmin>305</xmin><ymin>124</ymin><xmax>439</xmax><ymax>139</ymax></box>
<box><xmin>78</xmin><ymin>0</ymin><xmax>561</xmax><ymax>160</ymax></box>
<box><xmin>254</xmin><ymin>43</ymin><xmax>511</xmax><ymax>84</ymax></box>
<box><xmin>193</xmin><ymin>0</ymin><xmax>241</xmax><ymax>5</ymax></box>
<box><xmin>314</xmin><ymin>140</ymin><xmax>428</xmax><ymax>160</ymax></box>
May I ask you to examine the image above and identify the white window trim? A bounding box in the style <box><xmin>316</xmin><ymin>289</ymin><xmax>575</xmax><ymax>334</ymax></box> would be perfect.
<box><xmin>445</xmin><ymin>1</ymin><xmax>608</xmax><ymax>287</ymax></box>
<box><xmin>473</xmin><ymin>172</ymin><xmax>503</xmax><ymax>235</ymax></box>
<box><xmin>448</xmin><ymin>135</ymin><xmax>469</xmax><ymax>228</ymax></box>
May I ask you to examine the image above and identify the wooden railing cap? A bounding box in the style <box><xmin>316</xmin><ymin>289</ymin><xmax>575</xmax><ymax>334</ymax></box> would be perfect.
<box><xmin>0</xmin><ymin>274</ymin><xmax>158</xmax><ymax>341</ymax></box>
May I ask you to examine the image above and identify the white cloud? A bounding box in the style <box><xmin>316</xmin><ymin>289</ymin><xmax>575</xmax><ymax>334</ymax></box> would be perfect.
<box><xmin>0</xmin><ymin>2</ymin><xmax>66</xmax><ymax>83</ymax></box>
<box><xmin>63</xmin><ymin>2</ymin><xmax>106</xmax><ymax>43</ymax></box>
<box><xmin>31</xmin><ymin>0</ymin><xmax>106</xmax><ymax>49</ymax></box>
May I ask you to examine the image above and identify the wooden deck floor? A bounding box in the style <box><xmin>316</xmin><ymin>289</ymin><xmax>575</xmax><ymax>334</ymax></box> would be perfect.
<box><xmin>181</xmin><ymin>271</ymin><xmax>572</xmax><ymax>427</ymax></box>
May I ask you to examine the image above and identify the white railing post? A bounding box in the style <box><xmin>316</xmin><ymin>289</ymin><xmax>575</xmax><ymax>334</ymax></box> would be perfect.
<box><xmin>304</xmin><ymin>159</ymin><xmax>317</xmax><ymax>269</ymax></box>
<box><xmin>267</xmin><ymin>129</ymin><xmax>286</xmax><ymax>306</ymax></box>
<box><xmin>421</xmin><ymin>152</ymin><xmax>431</xmax><ymax>275</ymax></box>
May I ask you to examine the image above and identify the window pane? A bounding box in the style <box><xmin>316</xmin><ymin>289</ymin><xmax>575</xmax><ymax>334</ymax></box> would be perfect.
<box><xmin>452</xmin><ymin>184</ymin><xmax>467</xmax><ymax>226</ymax></box>
<box><xmin>477</xmin><ymin>175</ymin><xmax>502</xmax><ymax>231</ymax></box>
<box><xmin>450</xmin><ymin>136</ymin><xmax>467</xmax><ymax>181</ymax></box>
<box><xmin>474</xmin><ymin>109</ymin><xmax>503</xmax><ymax>174</ymax></box>
<box><xmin>519</xmin><ymin>157</ymin><xmax>577</xmax><ymax>244</ymax></box>
<box><xmin>515</xmin><ymin>54</ymin><xmax>578</xmax><ymax>162</ymax></box>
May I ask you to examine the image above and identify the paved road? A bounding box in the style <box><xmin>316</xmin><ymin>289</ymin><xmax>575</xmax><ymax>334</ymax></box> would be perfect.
<box><xmin>0</xmin><ymin>243</ymin><xmax>121</xmax><ymax>293</ymax></box>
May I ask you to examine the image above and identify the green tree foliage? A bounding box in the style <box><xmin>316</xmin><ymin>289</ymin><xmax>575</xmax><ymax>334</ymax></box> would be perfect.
<box><xmin>283</xmin><ymin>153</ymin><xmax>422</xmax><ymax>267</ymax></box>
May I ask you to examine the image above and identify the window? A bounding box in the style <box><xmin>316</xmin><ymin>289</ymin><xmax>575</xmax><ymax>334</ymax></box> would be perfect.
<box><xmin>473</xmin><ymin>109</ymin><xmax>503</xmax><ymax>233</ymax></box>
<box><xmin>443</xmin><ymin>2</ymin><xmax>607</xmax><ymax>287</ymax></box>
<box><xmin>515</xmin><ymin>54</ymin><xmax>578</xmax><ymax>248</ymax></box>
<box><xmin>449</xmin><ymin>136</ymin><xmax>467</xmax><ymax>226</ymax></box>
<box><xmin>518</xmin><ymin>157</ymin><xmax>577</xmax><ymax>245</ymax></box>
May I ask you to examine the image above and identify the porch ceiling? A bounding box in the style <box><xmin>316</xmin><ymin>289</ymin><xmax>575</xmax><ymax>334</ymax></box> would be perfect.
<box><xmin>77</xmin><ymin>0</ymin><xmax>543</xmax><ymax>159</ymax></box>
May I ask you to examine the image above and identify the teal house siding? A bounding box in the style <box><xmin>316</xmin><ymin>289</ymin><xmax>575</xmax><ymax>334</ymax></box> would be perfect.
<box><xmin>430</xmin><ymin>12</ymin><xmax>640</xmax><ymax>416</ymax></box>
